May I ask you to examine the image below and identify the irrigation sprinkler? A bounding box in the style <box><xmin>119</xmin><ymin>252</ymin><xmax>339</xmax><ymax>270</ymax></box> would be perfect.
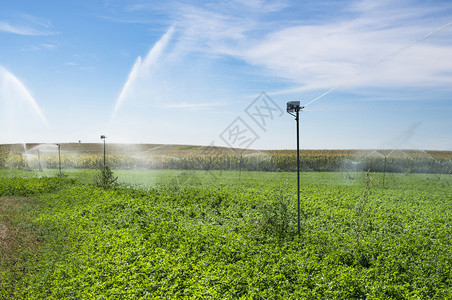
<box><xmin>239</xmin><ymin>155</ymin><xmax>242</xmax><ymax>179</ymax></box>
<box><xmin>100</xmin><ymin>135</ymin><xmax>106</xmax><ymax>169</ymax></box>
<box><xmin>56</xmin><ymin>144</ymin><xmax>62</xmax><ymax>176</ymax></box>
<box><xmin>37</xmin><ymin>150</ymin><xmax>43</xmax><ymax>172</ymax></box>
<box><xmin>286</xmin><ymin>101</ymin><xmax>304</xmax><ymax>236</ymax></box>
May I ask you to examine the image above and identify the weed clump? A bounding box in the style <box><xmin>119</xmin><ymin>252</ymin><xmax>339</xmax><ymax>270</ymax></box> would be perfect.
<box><xmin>94</xmin><ymin>165</ymin><xmax>118</xmax><ymax>189</ymax></box>
<box><xmin>256</xmin><ymin>184</ymin><xmax>296</xmax><ymax>240</ymax></box>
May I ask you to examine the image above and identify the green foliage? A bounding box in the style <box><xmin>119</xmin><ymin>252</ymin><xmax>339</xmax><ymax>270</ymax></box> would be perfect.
<box><xmin>170</xmin><ymin>170</ymin><xmax>202</xmax><ymax>187</ymax></box>
<box><xmin>93</xmin><ymin>165</ymin><xmax>118</xmax><ymax>189</ymax></box>
<box><xmin>0</xmin><ymin>172</ymin><xmax>452</xmax><ymax>298</ymax></box>
<box><xmin>0</xmin><ymin>177</ymin><xmax>75</xmax><ymax>197</ymax></box>
<box><xmin>353</xmin><ymin>170</ymin><xmax>372</xmax><ymax>246</ymax></box>
<box><xmin>257</xmin><ymin>183</ymin><xmax>296</xmax><ymax>240</ymax></box>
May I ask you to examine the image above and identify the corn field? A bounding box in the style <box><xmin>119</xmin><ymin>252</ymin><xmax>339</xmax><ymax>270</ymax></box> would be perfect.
<box><xmin>1</xmin><ymin>144</ymin><xmax>451</xmax><ymax>174</ymax></box>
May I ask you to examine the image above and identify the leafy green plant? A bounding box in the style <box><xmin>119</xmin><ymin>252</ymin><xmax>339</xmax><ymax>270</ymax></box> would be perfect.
<box><xmin>2</xmin><ymin>171</ymin><xmax>452</xmax><ymax>298</ymax></box>
<box><xmin>0</xmin><ymin>177</ymin><xmax>75</xmax><ymax>196</ymax></box>
<box><xmin>353</xmin><ymin>169</ymin><xmax>372</xmax><ymax>264</ymax></box>
<box><xmin>172</xmin><ymin>170</ymin><xmax>201</xmax><ymax>186</ymax></box>
<box><xmin>93</xmin><ymin>165</ymin><xmax>118</xmax><ymax>189</ymax></box>
<box><xmin>257</xmin><ymin>184</ymin><xmax>295</xmax><ymax>239</ymax></box>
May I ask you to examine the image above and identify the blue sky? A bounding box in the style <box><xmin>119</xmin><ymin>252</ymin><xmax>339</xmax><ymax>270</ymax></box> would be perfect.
<box><xmin>1</xmin><ymin>0</ymin><xmax>452</xmax><ymax>150</ymax></box>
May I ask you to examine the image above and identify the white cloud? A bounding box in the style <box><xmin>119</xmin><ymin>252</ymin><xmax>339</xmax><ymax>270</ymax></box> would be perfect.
<box><xmin>0</xmin><ymin>14</ymin><xmax>55</xmax><ymax>36</ymax></box>
<box><xmin>173</xmin><ymin>5</ymin><xmax>251</xmax><ymax>55</ymax></box>
<box><xmin>161</xmin><ymin>101</ymin><xmax>226</xmax><ymax>111</ymax></box>
<box><xmin>40</xmin><ymin>43</ymin><xmax>56</xmax><ymax>49</ymax></box>
<box><xmin>243</xmin><ymin>21</ymin><xmax>452</xmax><ymax>93</ymax></box>
<box><xmin>111</xmin><ymin>0</ymin><xmax>452</xmax><ymax>125</ymax></box>
<box><xmin>105</xmin><ymin>0</ymin><xmax>452</xmax><ymax>98</ymax></box>
<box><xmin>0</xmin><ymin>21</ymin><xmax>46</xmax><ymax>35</ymax></box>
<box><xmin>213</xmin><ymin>2</ymin><xmax>452</xmax><ymax>97</ymax></box>
<box><xmin>230</xmin><ymin>0</ymin><xmax>288</xmax><ymax>12</ymax></box>
<box><xmin>21</xmin><ymin>43</ymin><xmax>57</xmax><ymax>51</ymax></box>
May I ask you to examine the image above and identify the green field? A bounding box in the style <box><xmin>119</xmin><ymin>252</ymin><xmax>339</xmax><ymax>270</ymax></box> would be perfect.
<box><xmin>1</xmin><ymin>167</ymin><xmax>452</xmax><ymax>299</ymax></box>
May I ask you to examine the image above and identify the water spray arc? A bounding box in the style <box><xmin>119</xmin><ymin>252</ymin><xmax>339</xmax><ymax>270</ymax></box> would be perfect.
<box><xmin>111</xmin><ymin>27</ymin><xmax>175</xmax><ymax>120</ymax></box>
<box><xmin>0</xmin><ymin>66</ymin><xmax>48</xmax><ymax>126</ymax></box>
<box><xmin>286</xmin><ymin>101</ymin><xmax>304</xmax><ymax>236</ymax></box>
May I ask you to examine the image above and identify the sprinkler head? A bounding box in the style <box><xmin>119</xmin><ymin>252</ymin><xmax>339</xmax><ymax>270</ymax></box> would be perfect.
<box><xmin>287</xmin><ymin>101</ymin><xmax>303</xmax><ymax>113</ymax></box>
<box><xmin>100</xmin><ymin>135</ymin><xmax>106</xmax><ymax>140</ymax></box>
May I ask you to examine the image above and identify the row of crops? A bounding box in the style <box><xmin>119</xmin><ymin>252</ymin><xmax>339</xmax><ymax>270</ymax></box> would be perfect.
<box><xmin>1</xmin><ymin>150</ymin><xmax>452</xmax><ymax>174</ymax></box>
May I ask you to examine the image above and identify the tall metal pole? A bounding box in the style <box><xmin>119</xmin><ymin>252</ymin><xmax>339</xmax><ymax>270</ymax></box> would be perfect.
<box><xmin>296</xmin><ymin>109</ymin><xmax>300</xmax><ymax>236</ymax></box>
<box><xmin>57</xmin><ymin>144</ymin><xmax>61</xmax><ymax>176</ymax></box>
<box><xmin>239</xmin><ymin>155</ymin><xmax>242</xmax><ymax>179</ymax></box>
<box><xmin>37</xmin><ymin>150</ymin><xmax>42</xmax><ymax>171</ymax></box>
<box><xmin>103</xmin><ymin>138</ymin><xmax>106</xmax><ymax>169</ymax></box>
<box><xmin>287</xmin><ymin>101</ymin><xmax>303</xmax><ymax>236</ymax></box>
<box><xmin>100</xmin><ymin>135</ymin><xmax>107</xmax><ymax>169</ymax></box>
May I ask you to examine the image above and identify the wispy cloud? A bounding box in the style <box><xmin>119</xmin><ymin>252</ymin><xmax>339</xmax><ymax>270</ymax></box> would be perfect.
<box><xmin>229</xmin><ymin>0</ymin><xmax>288</xmax><ymax>13</ymax></box>
<box><xmin>21</xmin><ymin>43</ymin><xmax>57</xmax><ymax>51</ymax></box>
<box><xmin>0</xmin><ymin>14</ymin><xmax>55</xmax><ymax>36</ymax></box>
<box><xmin>111</xmin><ymin>0</ymin><xmax>452</xmax><ymax>118</ymax></box>
<box><xmin>121</xmin><ymin>0</ymin><xmax>452</xmax><ymax>95</ymax></box>
<box><xmin>161</xmin><ymin>101</ymin><xmax>226</xmax><ymax>111</ymax></box>
<box><xmin>240</xmin><ymin>3</ymin><xmax>452</xmax><ymax>96</ymax></box>
<box><xmin>163</xmin><ymin>0</ymin><xmax>452</xmax><ymax>99</ymax></box>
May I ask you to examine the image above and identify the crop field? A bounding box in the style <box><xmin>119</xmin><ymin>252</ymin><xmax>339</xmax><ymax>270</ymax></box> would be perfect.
<box><xmin>1</xmin><ymin>145</ymin><xmax>452</xmax><ymax>299</ymax></box>
<box><xmin>1</xmin><ymin>143</ymin><xmax>452</xmax><ymax>174</ymax></box>
<box><xmin>3</xmin><ymin>0</ymin><xmax>452</xmax><ymax>298</ymax></box>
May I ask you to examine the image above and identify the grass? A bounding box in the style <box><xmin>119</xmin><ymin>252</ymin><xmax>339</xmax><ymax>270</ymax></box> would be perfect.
<box><xmin>1</xmin><ymin>168</ymin><xmax>451</xmax><ymax>189</ymax></box>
